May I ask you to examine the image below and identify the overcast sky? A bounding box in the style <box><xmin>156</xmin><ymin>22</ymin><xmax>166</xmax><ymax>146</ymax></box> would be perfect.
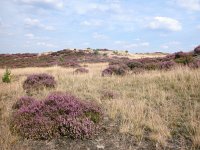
<box><xmin>0</xmin><ymin>0</ymin><xmax>199</xmax><ymax>54</ymax></box>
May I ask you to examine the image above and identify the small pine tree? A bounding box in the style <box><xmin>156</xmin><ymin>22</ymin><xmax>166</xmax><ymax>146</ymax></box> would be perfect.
<box><xmin>2</xmin><ymin>68</ymin><xmax>11</xmax><ymax>83</ymax></box>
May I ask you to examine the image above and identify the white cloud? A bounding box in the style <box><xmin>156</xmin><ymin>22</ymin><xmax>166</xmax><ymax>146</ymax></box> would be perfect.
<box><xmin>124</xmin><ymin>43</ymin><xmax>138</xmax><ymax>49</ymax></box>
<box><xmin>135</xmin><ymin>38</ymin><xmax>140</xmax><ymax>41</ymax></box>
<box><xmin>73</xmin><ymin>1</ymin><xmax>122</xmax><ymax>14</ymax></box>
<box><xmin>82</xmin><ymin>42</ymin><xmax>90</xmax><ymax>46</ymax></box>
<box><xmin>161</xmin><ymin>41</ymin><xmax>181</xmax><ymax>50</ymax></box>
<box><xmin>115</xmin><ymin>40</ymin><xmax>150</xmax><ymax>50</ymax></box>
<box><xmin>175</xmin><ymin>0</ymin><xmax>200</xmax><ymax>11</ymax></box>
<box><xmin>114</xmin><ymin>40</ymin><xmax>126</xmax><ymax>44</ymax></box>
<box><xmin>16</xmin><ymin>0</ymin><xmax>64</xmax><ymax>9</ymax></box>
<box><xmin>36</xmin><ymin>42</ymin><xmax>55</xmax><ymax>47</ymax></box>
<box><xmin>169</xmin><ymin>41</ymin><xmax>180</xmax><ymax>45</ymax></box>
<box><xmin>80</xmin><ymin>20</ymin><xmax>103</xmax><ymax>27</ymax></box>
<box><xmin>124</xmin><ymin>42</ymin><xmax>149</xmax><ymax>49</ymax></box>
<box><xmin>161</xmin><ymin>45</ymin><xmax>169</xmax><ymax>49</ymax></box>
<box><xmin>93</xmin><ymin>32</ymin><xmax>108</xmax><ymax>40</ymax></box>
<box><xmin>25</xmin><ymin>18</ymin><xmax>55</xmax><ymax>30</ymax></box>
<box><xmin>148</xmin><ymin>16</ymin><xmax>182</xmax><ymax>31</ymax></box>
<box><xmin>140</xmin><ymin>42</ymin><xmax>150</xmax><ymax>47</ymax></box>
<box><xmin>74</xmin><ymin>3</ymin><xmax>109</xmax><ymax>14</ymax></box>
<box><xmin>24</xmin><ymin>33</ymin><xmax>35</xmax><ymax>39</ymax></box>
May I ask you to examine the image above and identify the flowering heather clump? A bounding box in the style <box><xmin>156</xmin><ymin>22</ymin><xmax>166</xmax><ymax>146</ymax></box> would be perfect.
<box><xmin>126</xmin><ymin>61</ymin><xmax>143</xmax><ymax>70</ymax></box>
<box><xmin>174</xmin><ymin>51</ymin><xmax>186</xmax><ymax>59</ymax></box>
<box><xmin>159</xmin><ymin>61</ymin><xmax>176</xmax><ymax>70</ymax></box>
<box><xmin>74</xmin><ymin>68</ymin><xmax>89</xmax><ymax>74</ymax></box>
<box><xmin>188</xmin><ymin>59</ymin><xmax>200</xmax><ymax>69</ymax></box>
<box><xmin>102</xmin><ymin>64</ymin><xmax>129</xmax><ymax>76</ymax></box>
<box><xmin>144</xmin><ymin>62</ymin><xmax>160</xmax><ymax>70</ymax></box>
<box><xmin>194</xmin><ymin>45</ymin><xmax>200</xmax><ymax>55</ymax></box>
<box><xmin>23</xmin><ymin>73</ymin><xmax>56</xmax><ymax>92</ymax></box>
<box><xmin>101</xmin><ymin>67</ymin><xmax>114</xmax><ymax>76</ymax></box>
<box><xmin>12</xmin><ymin>96</ymin><xmax>36</xmax><ymax>109</ymax></box>
<box><xmin>11</xmin><ymin>92</ymin><xmax>102</xmax><ymax>140</ymax></box>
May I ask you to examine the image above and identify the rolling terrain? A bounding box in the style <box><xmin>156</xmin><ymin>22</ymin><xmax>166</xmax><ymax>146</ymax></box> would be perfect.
<box><xmin>0</xmin><ymin>47</ymin><xmax>200</xmax><ymax>150</ymax></box>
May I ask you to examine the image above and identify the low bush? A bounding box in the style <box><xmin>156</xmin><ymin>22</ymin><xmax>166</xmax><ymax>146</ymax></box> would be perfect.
<box><xmin>101</xmin><ymin>67</ymin><xmax>114</xmax><ymax>76</ymax></box>
<box><xmin>188</xmin><ymin>59</ymin><xmax>200</xmax><ymax>69</ymax></box>
<box><xmin>101</xmin><ymin>45</ymin><xmax>200</xmax><ymax>77</ymax></box>
<box><xmin>74</xmin><ymin>68</ymin><xmax>89</xmax><ymax>74</ymax></box>
<box><xmin>93</xmin><ymin>50</ymin><xmax>99</xmax><ymax>55</ymax></box>
<box><xmin>144</xmin><ymin>62</ymin><xmax>160</xmax><ymax>70</ymax></box>
<box><xmin>102</xmin><ymin>64</ymin><xmax>129</xmax><ymax>76</ymax></box>
<box><xmin>2</xmin><ymin>68</ymin><xmax>11</xmax><ymax>83</ymax></box>
<box><xmin>126</xmin><ymin>61</ymin><xmax>143</xmax><ymax>70</ymax></box>
<box><xmin>23</xmin><ymin>73</ymin><xmax>56</xmax><ymax>92</ymax></box>
<box><xmin>174</xmin><ymin>53</ymin><xmax>193</xmax><ymax>65</ymax></box>
<box><xmin>159</xmin><ymin>61</ymin><xmax>176</xmax><ymax>70</ymax></box>
<box><xmin>174</xmin><ymin>51</ymin><xmax>186</xmax><ymax>59</ymax></box>
<box><xmin>12</xmin><ymin>96</ymin><xmax>36</xmax><ymax>109</ymax></box>
<box><xmin>11</xmin><ymin>92</ymin><xmax>102</xmax><ymax>140</ymax></box>
<box><xmin>194</xmin><ymin>45</ymin><xmax>200</xmax><ymax>55</ymax></box>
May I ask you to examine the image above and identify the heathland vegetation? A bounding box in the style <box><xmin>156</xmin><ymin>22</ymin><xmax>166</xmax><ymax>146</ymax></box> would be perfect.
<box><xmin>0</xmin><ymin>46</ymin><xmax>200</xmax><ymax>149</ymax></box>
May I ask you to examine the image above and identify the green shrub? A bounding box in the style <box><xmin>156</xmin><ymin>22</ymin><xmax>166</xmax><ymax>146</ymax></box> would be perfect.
<box><xmin>2</xmin><ymin>68</ymin><xmax>11</xmax><ymax>83</ymax></box>
<box><xmin>94</xmin><ymin>50</ymin><xmax>99</xmax><ymax>55</ymax></box>
<box><xmin>113</xmin><ymin>50</ymin><xmax>119</xmax><ymax>55</ymax></box>
<box><xmin>103</xmin><ymin>53</ymin><xmax>107</xmax><ymax>56</ymax></box>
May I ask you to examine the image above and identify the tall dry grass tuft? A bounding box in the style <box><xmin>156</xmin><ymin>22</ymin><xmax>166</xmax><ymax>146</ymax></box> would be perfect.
<box><xmin>0</xmin><ymin>63</ymin><xmax>200</xmax><ymax>149</ymax></box>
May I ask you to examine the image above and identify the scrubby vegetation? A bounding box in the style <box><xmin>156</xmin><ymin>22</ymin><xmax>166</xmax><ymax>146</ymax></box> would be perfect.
<box><xmin>23</xmin><ymin>73</ymin><xmax>56</xmax><ymax>92</ymax></box>
<box><xmin>0</xmin><ymin>46</ymin><xmax>200</xmax><ymax>149</ymax></box>
<box><xmin>0</xmin><ymin>64</ymin><xmax>198</xmax><ymax>149</ymax></box>
<box><xmin>2</xmin><ymin>68</ymin><xmax>11</xmax><ymax>83</ymax></box>
<box><xmin>11</xmin><ymin>92</ymin><xmax>102</xmax><ymax>140</ymax></box>
<box><xmin>102</xmin><ymin>45</ymin><xmax>200</xmax><ymax>76</ymax></box>
<box><xmin>0</xmin><ymin>49</ymin><xmax>130</xmax><ymax>69</ymax></box>
<box><xmin>102</xmin><ymin>64</ymin><xmax>129</xmax><ymax>76</ymax></box>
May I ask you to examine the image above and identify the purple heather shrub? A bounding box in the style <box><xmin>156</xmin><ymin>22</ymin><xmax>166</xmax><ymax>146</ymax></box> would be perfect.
<box><xmin>194</xmin><ymin>45</ymin><xmax>200</xmax><ymax>55</ymax></box>
<box><xmin>163</xmin><ymin>54</ymin><xmax>176</xmax><ymax>61</ymax></box>
<box><xmin>102</xmin><ymin>64</ymin><xmax>129</xmax><ymax>76</ymax></box>
<box><xmin>74</xmin><ymin>68</ymin><xmax>89</xmax><ymax>74</ymax></box>
<box><xmin>174</xmin><ymin>51</ymin><xmax>186</xmax><ymax>59</ymax></box>
<box><xmin>11</xmin><ymin>92</ymin><xmax>102</xmax><ymax>140</ymax></box>
<box><xmin>144</xmin><ymin>62</ymin><xmax>160</xmax><ymax>70</ymax></box>
<box><xmin>188</xmin><ymin>59</ymin><xmax>200</xmax><ymax>69</ymax></box>
<box><xmin>138</xmin><ymin>57</ymin><xmax>160</xmax><ymax>64</ymax></box>
<box><xmin>159</xmin><ymin>61</ymin><xmax>176</xmax><ymax>70</ymax></box>
<box><xmin>101</xmin><ymin>67</ymin><xmax>113</xmax><ymax>77</ymax></box>
<box><xmin>126</xmin><ymin>61</ymin><xmax>143</xmax><ymax>70</ymax></box>
<box><xmin>23</xmin><ymin>73</ymin><xmax>56</xmax><ymax>92</ymax></box>
<box><xmin>12</xmin><ymin>96</ymin><xmax>36</xmax><ymax>109</ymax></box>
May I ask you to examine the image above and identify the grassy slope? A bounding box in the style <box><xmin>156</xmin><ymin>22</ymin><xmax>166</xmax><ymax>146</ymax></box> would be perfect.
<box><xmin>0</xmin><ymin>63</ymin><xmax>199</xmax><ymax>149</ymax></box>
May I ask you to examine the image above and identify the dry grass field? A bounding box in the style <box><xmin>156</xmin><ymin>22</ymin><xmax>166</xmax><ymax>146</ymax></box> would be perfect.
<box><xmin>0</xmin><ymin>63</ymin><xmax>200</xmax><ymax>149</ymax></box>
